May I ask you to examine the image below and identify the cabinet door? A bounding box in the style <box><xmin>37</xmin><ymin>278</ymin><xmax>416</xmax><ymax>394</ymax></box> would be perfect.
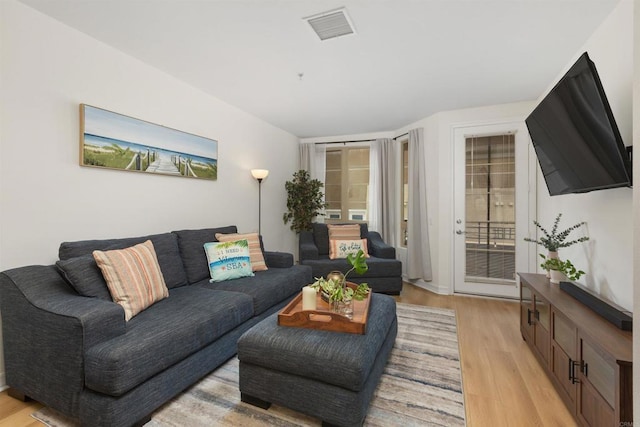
<box><xmin>533</xmin><ymin>294</ymin><xmax>550</xmax><ymax>363</ymax></box>
<box><xmin>550</xmin><ymin>310</ymin><xmax>578</xmax><ymax>411</ymax></box>
<box><xmin>520</xmin><ymin>284</ymin><xmax>534</xmax><ymax>342</ymax></box>
<box><xmin>578</xmin><ymin>336</ymin><xmax>616</xmax><ymax>426</ymax></box>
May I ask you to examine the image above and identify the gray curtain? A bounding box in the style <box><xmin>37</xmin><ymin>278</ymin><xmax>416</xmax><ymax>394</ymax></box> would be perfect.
<box><xmin>368</xmin><ymin>138</ymin><xmax>396</xmax><ymax>243</ymax></box>
<box><xmin>406</xmin><ymin>128</ymin><xmax>433</xmax><ymax>281</ymax></box>
<box><xmin>299</xmin><ymin>142</ymin><xmax>326</xmax><ymax>222</ymax></box>
<box><xmin>298</xmin><ymin>143</ymin><xmax>326</xmax><ymax>183</ymax></box>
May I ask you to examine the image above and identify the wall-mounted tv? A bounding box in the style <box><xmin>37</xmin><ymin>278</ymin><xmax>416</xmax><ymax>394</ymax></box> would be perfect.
<box><xmin>525</xmin><ymin>52</ymin><xmax>632</xmax><ymax>196</ymax></box>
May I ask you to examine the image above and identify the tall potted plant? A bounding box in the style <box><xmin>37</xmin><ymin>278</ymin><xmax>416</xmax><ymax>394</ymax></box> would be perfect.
<box><xmin>283</xmin><ymin>170</ymin><xmax>328</xmax><ymax>233</ymax></box>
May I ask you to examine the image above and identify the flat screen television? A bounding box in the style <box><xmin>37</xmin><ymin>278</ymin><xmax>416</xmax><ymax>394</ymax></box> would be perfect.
<box><xmin>525</xmin><ymin>52</ymin><xmax>632</xmax><ymax>196</ymax></box>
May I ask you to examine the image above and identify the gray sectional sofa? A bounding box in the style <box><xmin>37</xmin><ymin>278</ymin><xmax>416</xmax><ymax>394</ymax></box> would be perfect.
<box><xmin>299</xmin><ymin>223</ymin><xmax>402</xmax><ymax>294</ymax></box>
<box><xmin>0</xmin><ymin>225</ymin><xmax>312</xmax><ymax>427</ymax></box>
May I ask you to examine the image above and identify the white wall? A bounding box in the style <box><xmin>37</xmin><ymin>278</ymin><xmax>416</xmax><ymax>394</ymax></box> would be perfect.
<box><xmin>534</xmin><ymin>0</ymin><xmax>634</xmax><ymax>311</ymax></box>
<box><xmin>0</xmin><ymin>0</ymin><xmax>300</xmax><ymax>274</ymax></box>
<box><xmin>0</xmin><ymin>0</ymin><xmax>301</xmax><ymax>387</ymax></box>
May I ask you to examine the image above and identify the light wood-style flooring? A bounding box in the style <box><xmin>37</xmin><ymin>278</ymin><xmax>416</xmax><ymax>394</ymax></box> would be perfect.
<box><xmin>0</xmin><ymin>283</ymin><xmax>577</xmax><ymax>427</ymax></box>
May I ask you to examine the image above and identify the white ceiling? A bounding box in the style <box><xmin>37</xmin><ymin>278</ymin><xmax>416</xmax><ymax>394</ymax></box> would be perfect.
<box><xmin>20</xmin><ymin>0</ymin><xmax>622</xmax><ymax>138</ymax></box>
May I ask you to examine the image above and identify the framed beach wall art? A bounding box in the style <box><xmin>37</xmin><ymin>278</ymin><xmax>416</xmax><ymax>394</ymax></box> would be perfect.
<box><xmin>80</xmin><ymin>104</ymin><xmax>218</xmax><ymax>180</ymax></box>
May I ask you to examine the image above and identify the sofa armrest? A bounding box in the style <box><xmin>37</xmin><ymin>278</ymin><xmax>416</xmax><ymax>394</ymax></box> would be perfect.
<box><xmin>299</xmin><ymin>231</ymin><xmax>319</xmax><ymax>261</ymax></box>
<box><xmin>367</xmin><ymin>231</ymin><xmax>396</xmax><ymax>259</ymax></box>
<box><xmin>263</xmin><ymin>251</ymin><xmax>294</xmax><ymax>268</ymax></box>
<box><xmin>0</xmin><ymin>266</ymin><xmax>125</xmax><ymax>413</ymax></box>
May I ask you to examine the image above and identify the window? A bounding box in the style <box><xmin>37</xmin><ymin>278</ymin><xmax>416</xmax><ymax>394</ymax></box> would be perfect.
<box><xmin>400</xmin><ymin>140</ymin><xmax>409</xmax><ymax>246</ymax></box>
<box><xmin>325</xmin><ymin>147</ymin><xmax>370</xmax><ymax>223</ymax></box>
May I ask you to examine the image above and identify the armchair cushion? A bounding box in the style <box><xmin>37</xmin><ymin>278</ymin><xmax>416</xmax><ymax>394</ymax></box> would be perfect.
<box><xmin>312</xmin><ymin>223</ymin><xmax>368</xmax><ymax>256</ymax></box>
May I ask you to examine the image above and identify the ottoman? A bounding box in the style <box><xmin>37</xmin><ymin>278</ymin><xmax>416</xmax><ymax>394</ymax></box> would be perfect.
<box><xmin>237</xmin><ymin>293</ymin><xmax>397</xmax><ymax>427</ymax></box>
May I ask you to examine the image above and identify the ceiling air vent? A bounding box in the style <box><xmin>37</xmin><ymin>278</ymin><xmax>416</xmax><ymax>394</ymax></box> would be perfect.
<box><xmin>304</xmin><ymin>8</ymin><xmax>356</xmax><ymax>41</ymax></box>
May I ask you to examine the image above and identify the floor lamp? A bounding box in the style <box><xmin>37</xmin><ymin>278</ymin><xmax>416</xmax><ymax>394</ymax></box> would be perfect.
<box><xmin>251</xmin><ymin>169</ymin><xmax>269</xmax><ymax>235</ymax></box>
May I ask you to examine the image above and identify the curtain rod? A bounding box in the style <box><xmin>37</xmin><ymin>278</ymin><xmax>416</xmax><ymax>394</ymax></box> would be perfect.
<box><xmin>315</xmin><ymin>139</ymin><xmax>374</xmax><ymax>145</ymax></box>
<box><xmin>311</xmin><ymin>133</ymin><xmax>409</xmax><ymax>145</ymax></box>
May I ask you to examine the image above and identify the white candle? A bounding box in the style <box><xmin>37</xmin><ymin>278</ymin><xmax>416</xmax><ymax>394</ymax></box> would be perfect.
<box><xmin>302</xmin><ymin>286</ymin><xmax>317</xmax><ymax>311</ymax></box>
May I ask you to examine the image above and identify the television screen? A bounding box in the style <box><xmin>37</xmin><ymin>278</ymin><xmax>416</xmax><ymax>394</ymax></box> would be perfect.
<box><xmin>525</xmin><ymin>52</ymin><xmax>632</xmax><ymax>196</ymax></box>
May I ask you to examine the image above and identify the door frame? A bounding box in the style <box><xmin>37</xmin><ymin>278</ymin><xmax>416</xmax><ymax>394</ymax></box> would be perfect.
<box><xmin>451</xmin><ymin>119</ymin><xmax>538</xmax><ymax>298</ymax></box>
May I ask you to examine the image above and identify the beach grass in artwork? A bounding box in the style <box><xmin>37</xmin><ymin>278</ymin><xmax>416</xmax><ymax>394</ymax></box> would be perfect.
<box><xmin>80</xmin><ymin>105</ymin><xmax>218</xmax><ymax>180</ymax></box>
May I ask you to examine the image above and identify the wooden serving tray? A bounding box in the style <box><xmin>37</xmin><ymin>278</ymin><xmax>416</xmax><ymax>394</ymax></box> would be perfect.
<box><xmin>278</xmin><ymin>282</ymin><xmax>372</xmax><ymax>334</ymax></box>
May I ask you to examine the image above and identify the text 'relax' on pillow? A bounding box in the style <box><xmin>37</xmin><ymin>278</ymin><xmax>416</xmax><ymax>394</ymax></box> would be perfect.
<box><xmin>329</xmin><ymin>239</ymin><xmax>369</xmax><ymax>260</ymax></box>
<box><xmin>204</xmin><ymin>239</ymin><xmax>254</xmax><ymax>282</ymax></box>
<box><xmin>215</xmin><ymin>232</ymin><xmax>267</xmax><ymax>272</ymax></box>
<box><xmin>93</xmin><ymin>240</ymin><xmax>169</xmax><ymax>321</ymax></box>
<box><xmin>327</xmin><ymin>224</ymin><xmax>361</xmax><ymax>241</ymax></box>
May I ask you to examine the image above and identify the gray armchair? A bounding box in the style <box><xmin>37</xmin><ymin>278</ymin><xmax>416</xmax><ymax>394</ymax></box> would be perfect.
<box><xmin>299</xmin><ymin>223</ymin><xmax>402</xmax><ymax>294</ymax></box>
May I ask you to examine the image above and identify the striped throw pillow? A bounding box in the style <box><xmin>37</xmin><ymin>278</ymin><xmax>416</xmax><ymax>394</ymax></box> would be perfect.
<box><xmin>93</xmin><ymin>240</ymin><xmax>169</xmax><ymax>321</ymax></box>
<box><xmin>215</xmin><ymin>232</ymin><xmax>268</xmax><ymax>271</ymax></box>
<box><xmin>327</xmin><ymin>224</ymin><xmax>361</xmax><ymax>241</ymax></box>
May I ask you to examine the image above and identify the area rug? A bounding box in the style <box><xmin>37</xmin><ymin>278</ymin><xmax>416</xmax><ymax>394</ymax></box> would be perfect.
<box><xmin>32</xmin><ymin>303</ymin><xmax>465</xmax><ymax>426</ymax></box>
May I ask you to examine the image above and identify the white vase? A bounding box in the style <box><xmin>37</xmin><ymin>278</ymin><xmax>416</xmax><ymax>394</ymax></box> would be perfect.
<box><xmin>546</xmin><ymin>251</ymin><xmax>559</xmax><ymax>278</ymax></box>
<box><xmin>549</xmin><ymin>269</ymin><xmax>566</xmax><ymax>284</ymax></box>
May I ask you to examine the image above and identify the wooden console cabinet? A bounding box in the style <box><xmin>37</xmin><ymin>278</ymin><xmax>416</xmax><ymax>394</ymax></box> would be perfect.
<box><xmin>519</xmin><ymin>273</ymin><xmax>632</xmax><ymax>426</ymax></box>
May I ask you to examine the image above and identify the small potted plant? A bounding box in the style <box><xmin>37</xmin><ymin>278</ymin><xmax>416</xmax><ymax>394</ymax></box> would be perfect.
<box><xmin>539</xmin><ymin>254</ymin><xmax>585</xmax><ymax>284</ymax></box>
<box><xmin>311</xmin><ymin>250</ymin><xmax>370</xmax><ymax>319</ymax></box>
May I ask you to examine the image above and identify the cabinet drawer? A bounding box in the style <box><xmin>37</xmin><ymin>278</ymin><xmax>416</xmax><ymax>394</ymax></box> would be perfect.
<box><xmin>553</xmin><ymin>310</ymin><xmax>576</xmax><ymax>359</ymax></box>
<box><xmin>581</xmin><ymin>338</ymin><xmax>615</xmax><ymax>407</ymax></box>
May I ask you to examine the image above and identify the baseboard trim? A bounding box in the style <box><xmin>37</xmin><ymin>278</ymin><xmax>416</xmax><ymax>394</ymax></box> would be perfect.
<box><xmin>403</xmin><ymin>278</ymin><xmax>448</xmax><ymax>295</ymax></box>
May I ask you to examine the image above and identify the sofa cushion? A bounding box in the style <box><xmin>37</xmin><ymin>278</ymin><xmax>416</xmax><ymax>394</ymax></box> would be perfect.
<box><xmin>204</xmin><ymin>240</ymin><xmax>254</xmax><ymax>282</ymax></box>
<box><xmin>84</xmin><ymin>286</ymin><xmax>254</xmax><ymax>396</ymax></box>
<box><xmin>93</xmin><ymin>240</ymin><xmax>169</xmax><ymax>321</ymax></box>
<box><xmin>59</xmin><ymin>232</ymin><xmax>188</xmax><ymax>289</ymax></box>
<box><xmin>195</xmin><ymin>264</ymin><xmax>312</xmax><ymax>316</ymax></box>
<box><xmin>312</xmin><ymin>223</ymin><xmax>368</xmax><ymax>256</ymax></box>
<box><xmin>173</xmin><ymin>226</ymin><xmax>238</xmax><ymax>284</ymax></box>
<box><xmin>215</xmin><ymin>232</ymin><xmax>268</xmax><ymax>272</ymax></box>
<box><xmin>56</xmin><ymin>255</ymin><xmax>113</xmax><ymax>300</ymax></box>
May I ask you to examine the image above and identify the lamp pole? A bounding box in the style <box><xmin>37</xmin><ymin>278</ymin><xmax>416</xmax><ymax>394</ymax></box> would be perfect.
<box><xmin>257</xmin><ymin>177</ymin><xmax>263</xmax><ymax>236</ymax></box>
<box><xmin>251</xmin><ymin>169</ymin><xmax>269</xmax><ymax>236</ymax></box>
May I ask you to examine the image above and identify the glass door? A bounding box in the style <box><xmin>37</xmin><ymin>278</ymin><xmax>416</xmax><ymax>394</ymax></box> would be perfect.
<box><xmin>453</xmin><ymin>122</ymin><xmax>536</xmax><ymax>298</ymax></box>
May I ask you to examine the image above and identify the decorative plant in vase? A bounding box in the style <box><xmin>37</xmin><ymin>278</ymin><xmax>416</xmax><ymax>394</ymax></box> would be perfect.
<box><xmin>539</xmin><ymin>254</ymin><xmax>585</xmax><ymax>284</ymax></box>
<box><xmin>524</xmin><ymin>213</ymin><xmax>589</xmax><ymax>278</ymax></box>
<box><xmin>311</xmin><ymin>249</ymin><xmax>370</xmax><ymax>318</ymax></box>
<box><xmin>524</xmin><ymin>213</ymin><xmax>589</xmax><ymax>253</ymax></box>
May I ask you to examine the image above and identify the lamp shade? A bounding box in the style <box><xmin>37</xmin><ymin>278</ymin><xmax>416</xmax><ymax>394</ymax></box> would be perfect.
<box><xmin>251</xmin><ymin>169</ymin><xmax>269</xmax><ymax>180</ymax></box>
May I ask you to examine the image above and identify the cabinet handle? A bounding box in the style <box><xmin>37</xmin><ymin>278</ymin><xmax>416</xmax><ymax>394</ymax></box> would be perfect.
<box><xmin>580</xmin><ymin>360</ymin><xmax>589</xmax><ymax>377</ymax></box>
<box><xmin>535</xmin><ymin>310</ymin><xmax>540</xmax><ymax>321</ymax></box>
<box><xmin>569</xmin><ymin>359</ymin><xmax>580</xmax><ymax>384</ymax></box>
<box><xmin>527</xmin><ymin>309</ymin><xmax>532</xmax><ymax>325</ymax></box>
